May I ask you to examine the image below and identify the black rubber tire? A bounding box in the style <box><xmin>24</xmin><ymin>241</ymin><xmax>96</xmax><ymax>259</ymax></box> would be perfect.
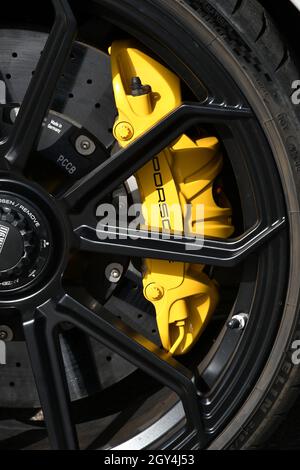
<box><xmin>177</xmin><ymin>0</ymin><xmax>300</xmax><ymax>449</ymax></box>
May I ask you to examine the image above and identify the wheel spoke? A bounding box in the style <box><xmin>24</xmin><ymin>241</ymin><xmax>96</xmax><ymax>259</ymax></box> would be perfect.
<box><xmin>55</xmin><ymin>293</ymin><xmax>207</xmax><ymax>446</ymax></box>
<box><xmin>2</xmin><ymin>0</ymin><xmax>76</xmax><ymax>171</ymax></box>
<box><xmin>73</xmin><ymin>217</ymin><xmax>285</xmax><ymax>267</ymax></box>
<box><xmin>61</xmin><ymin>102</ymin><xmax>252</xmax><ymax>210</ymax></box>
<box><xmin>23</xmin><ymin>304</ymin><xmax>79</xmax><ymax>450</ymax></box>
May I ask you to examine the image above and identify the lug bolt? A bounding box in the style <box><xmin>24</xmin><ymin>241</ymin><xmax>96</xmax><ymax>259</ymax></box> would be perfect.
<box><xmin>75</xmin><ymin>135</ymin><xmax>96</xmax><ymax>156</ymax></box>
<box><xmin>114</xmin><ymin>122</ymin><xmax>134</xmax><ymax>142</ymax></box>
<box><xmin>227</xmin><ymin>313</ymin><xmax>248</xmax><ymax>331</ymax></box>
<box><xmin>145</xmin><ymin>283</ymin><xmax>164</xmax><ymax>301</ymax></box>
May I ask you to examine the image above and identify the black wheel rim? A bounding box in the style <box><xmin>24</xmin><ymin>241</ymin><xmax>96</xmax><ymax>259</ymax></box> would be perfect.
<box><xmin>0</xmin><ymin>0</ymin><xmax>289</xmax><ymax>449</ymax></box>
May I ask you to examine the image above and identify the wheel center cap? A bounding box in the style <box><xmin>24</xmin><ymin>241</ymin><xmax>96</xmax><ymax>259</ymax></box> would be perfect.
<box><xmin>0</xmin><ymin>221</ymin><xmax>24</xmax><ymax>272</ymax></box>
<box><xmin>0</xmin><ymin>192</ymin><xmax>53</xmax><ymax>292</ymax></box>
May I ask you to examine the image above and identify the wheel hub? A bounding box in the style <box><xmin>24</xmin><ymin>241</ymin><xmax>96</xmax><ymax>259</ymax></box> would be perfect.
<box><xmin>0</xmin><ymin>180</ymin><xmax>60</xmax><ymax>295</ymax></box>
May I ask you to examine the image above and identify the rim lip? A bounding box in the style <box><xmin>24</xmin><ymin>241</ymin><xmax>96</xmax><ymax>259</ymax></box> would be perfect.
<box><xmin>83</xmin><ymin>0</ymin><xmax>292</xmax><ymax>449</ymax></box>
<box><xmin>112</xmin><ymin>401</ymin><xmax>185</xmax><ymax>451</ymax></box>
<box><xmin>0</xmin><ymin>174</ymin><xmax>69</xmax><ymax>306</ymax></box>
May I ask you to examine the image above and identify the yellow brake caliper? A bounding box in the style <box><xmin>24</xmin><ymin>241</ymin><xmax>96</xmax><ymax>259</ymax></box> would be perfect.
<box><xmin>110</xmin><ymin>41</ymin><xmax>234</xmax><ymax>355</ymax></box>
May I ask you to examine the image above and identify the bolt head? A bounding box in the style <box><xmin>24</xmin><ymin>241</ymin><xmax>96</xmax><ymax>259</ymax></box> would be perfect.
<box><xmin>0</xmin><ymin>326</ymin><xmax>13</xmax><ymax>342</ymax></box>
<box><xmin>75</xmin><ymin>135</ymin><xmax>96</xmax><ymax>156</ymax></box>
<box><xmin>80</xmin><ymin>140</ymin><xmax>91</xmax><ymax>150</ymax></box>
<box><xmin>114</xmin><ymin>122</ymin><xmax>134</xmax><ymax>142</ymax></box>
<box><xmin>145</xmin><ymin>283</ymin><xmax>164</xmax><ymax>301</ymax></box>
